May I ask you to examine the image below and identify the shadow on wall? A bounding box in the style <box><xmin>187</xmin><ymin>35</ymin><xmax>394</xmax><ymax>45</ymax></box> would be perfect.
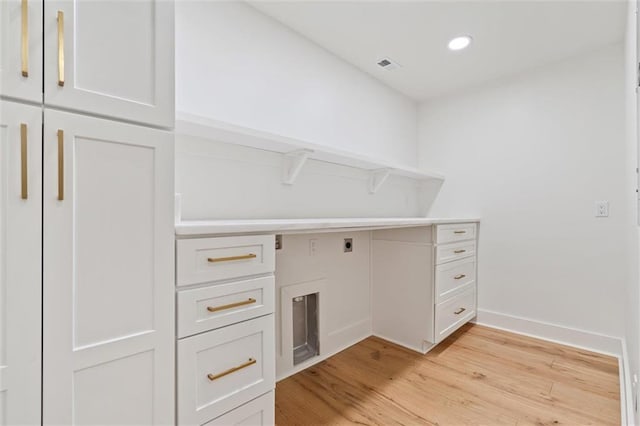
<box><xmin>175</xmin><ymin>135</ymin><xmax>444</xmax><ymax>220</ymax></box>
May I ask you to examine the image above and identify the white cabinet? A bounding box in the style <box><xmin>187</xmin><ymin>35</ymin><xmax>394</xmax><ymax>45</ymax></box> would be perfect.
<box><xmin>0</xmin><ymin>0</ymin><xmax>43</xmax><ymax>103</ymax></box>
<box><xmin>0</xmin><ymin>100</ymin><xmax>42</xmax><ymax>425</ymax></box>
<box><xmin>372</xmin><ymin>223</ymin><xmax>479</xmax><ymax>353</ymax></box>
<box><xmin>43</xmin><ymin>0</ymin><xmax>174</xmax><ymax>127</ymax></box>
<box><xmin>42</xmin><ymin>109</ymin><xmax>175</xmax><ymax>425</ymax></box>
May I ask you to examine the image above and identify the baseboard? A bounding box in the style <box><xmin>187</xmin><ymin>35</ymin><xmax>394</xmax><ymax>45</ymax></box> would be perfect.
<box><xmin>276</xmin><ymin>318</ymin><xmax>371</xmax><ymax>382</ymax></box>
<box><xmin>474</xmin><ymin>309</ymin><xmax>623</xmax><ymax>357</ymax></box>
<box><xmin>621</xmin><ymin>338</ymin><xmax>635</xmax><ymax>425</ymax></box>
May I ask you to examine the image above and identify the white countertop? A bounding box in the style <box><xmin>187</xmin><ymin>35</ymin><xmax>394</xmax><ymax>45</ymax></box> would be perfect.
<box><xmin>175</xmin><ymin>217</ymin><xmax>480</xmax><ymax>236</ymax></box>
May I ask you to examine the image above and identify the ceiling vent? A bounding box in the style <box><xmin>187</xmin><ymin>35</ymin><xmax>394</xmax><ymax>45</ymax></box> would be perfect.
<box><xmin>376</xmin><ymin>57</ymin><xmax>401</xmax><ymax>71</ymax></box>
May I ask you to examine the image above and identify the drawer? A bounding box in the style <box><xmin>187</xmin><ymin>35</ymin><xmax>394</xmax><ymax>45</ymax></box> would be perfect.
<box><xmin>177</xmin><ymin>235</ymin><xmax>275</xmax><ymax>286</ymax></box>
<box><xmin>435</xmin><ymin>257</ymin><xmax>476</xmax><ymax>303</ymax></box>
<box><xmin>204</xmin><ymin>392</ymin><xmax>274</xmax><ymax>426</ymax></box>
<box><xmin>177</xmin><ymin>276</ymin><xmax>275</xmax><ymax>339</ymax></box>
<box><xmin>178</xmin><ymin>315</ymin><xmax>275</xmax><ymax>426</ymax></box>
<box><xmin>435</xmin><ymin>223</ymin><xmax>477</xmax><ymax>244</ymax></box>
<box><xmin>435</xmin><ymin>240</ymin><xmax>476</xmax><ymax>265</ymax></box>
<box><xmin>435</xmin><ymin>287</ymin><xmax>476</xmax><ymax>343</ymax></box>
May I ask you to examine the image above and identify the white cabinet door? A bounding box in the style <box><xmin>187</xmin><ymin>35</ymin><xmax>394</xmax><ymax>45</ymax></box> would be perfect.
<box><xmin>42</xmin><ymin>109</ymin><xmax>174</xmax><ymax>425</ymax></box>
<box><xmin>0</xmin><ymin>0</ymin><xmax>43</xmax><ymax>102</ymax></box>
<box><xmin>0</xmin><ymin>101</ymin><xmax>42</xmax><ymax>425</ymax></box>
<box><xmin>43</xmin><ymin>0</ymin><xmax>174</xmax><ymax>127</ymax></box>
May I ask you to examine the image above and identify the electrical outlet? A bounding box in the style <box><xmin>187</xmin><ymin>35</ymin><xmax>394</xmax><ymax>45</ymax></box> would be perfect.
<box><xmin>309</xmin><ymin>239</ymin><xmax>318</xmax><ymax>256</ymax></box>
<box><xmin>595</xmin><ymin>201</ymin><xmax>609</xmax><ymax>217</ymax></box>
<box><xmin>275</xmin><ymin>235</ymin><xmax>282</xmax><ymax>250</ymax></box>
<box><xmin>344</xmin><ymin>238</ymin><xmax>353</xmax><ymax>253</ymax></box>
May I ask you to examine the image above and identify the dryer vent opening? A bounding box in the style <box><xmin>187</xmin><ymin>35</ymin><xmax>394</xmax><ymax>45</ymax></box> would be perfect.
<box><xmin>292</xmin><ymin>293</ymin><xmax>319</xmax><ymax>366</ymax></box>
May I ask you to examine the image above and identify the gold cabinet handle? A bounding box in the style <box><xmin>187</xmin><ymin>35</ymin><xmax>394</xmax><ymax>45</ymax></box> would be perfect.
<box><xmin>207</xmin><ymin>298</ymin><xmax>256</xmax><ymax>313</ymax></box>
<box><xmin>57</xmin><ymin>129</ymin><xmax>64</xmax><ymax>201</ymax></box>
<box><xmin>21</xmin><ymin>0</ymin><xmax>28</xmax><ymax>77</ymax></box>
<box><xmin>207</xmin><ymin>358</ymin><xmax>256</xmax><ymax>381</ymax></box>
<box><xmin>20</xmin><ymin>124</ymin><xmax>27</xmax><ymax>199</ymax></box>
<box><xmin>207</xmin><ymin>253</ymin><xmax>257</xmax><ymax>263</ymax></box>
<box><xmin>454</xmin><ymin>249</ymin><xmax>466</xmax><ymax>254</ymax></box>
<box><xmin>454</xmin><ymin>308</ymin><xmax>466</xmax><ymax>315</ymax></box>
<box><xmin>454</xmin><ymin>230</ymin><xmax>466</xmax><ymax>234</ymax></box>
<box><xmin>57</xmin><ymin>11</ymin><xmax>64</xmax><ymax>86</ymax></box>
<box><xmin>454</xmin><ymin>274</ymin><xmax>466</xmax><ymax>280</ymax></box>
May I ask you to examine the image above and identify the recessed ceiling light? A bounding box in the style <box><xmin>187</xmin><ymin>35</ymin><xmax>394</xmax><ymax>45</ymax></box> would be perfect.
<box><xmin>448</xmin><ymin>36</ymin><xmax>472</xmax><ymax>51</ymax></box>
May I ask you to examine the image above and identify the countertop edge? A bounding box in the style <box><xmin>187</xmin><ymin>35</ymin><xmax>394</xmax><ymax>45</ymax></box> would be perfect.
<box><xmin>175</xmin><ymin>218</ymin><xmax>481</xmax><ymax>237</ymax></box>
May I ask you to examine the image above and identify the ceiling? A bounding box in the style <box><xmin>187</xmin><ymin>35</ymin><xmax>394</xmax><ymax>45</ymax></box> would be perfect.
<box><xmin>248</xmin><ymin>0</ymin><xmax>627</xmax><ymax>101</ymax></box>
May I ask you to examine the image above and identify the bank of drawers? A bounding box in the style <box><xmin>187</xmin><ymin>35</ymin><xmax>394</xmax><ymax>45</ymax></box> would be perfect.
<box><xmin>176</xmin><ymin>235</ymin><xmax>276</xmax><ymax>426</ymax></box>
<box><xmin>433</xmin><ymin>223</ymin><xmax>478</xmax><ymax>343</ymax></box>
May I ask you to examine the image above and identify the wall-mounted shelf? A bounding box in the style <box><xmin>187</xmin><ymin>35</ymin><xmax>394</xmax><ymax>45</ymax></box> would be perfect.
<box><xmin>175</xmin><ymin>112</ymin><xmax>445</xmax><ymax>192</ymax></box>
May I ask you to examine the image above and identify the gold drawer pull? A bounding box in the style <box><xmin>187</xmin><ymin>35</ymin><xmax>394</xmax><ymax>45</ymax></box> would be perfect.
<box><xmin>454</xmin><ymin>274</ymin><xmax>466</xmax><ymax>280</ymax></box>
<box><xmin>454</xmin><ymin>307</ymin><xmax>466</xmax><ymax>315</ymax></box>
<box><xmin>454</xmin><ymin>230</ymin><xmax>466</xmax><ymax>234</ymax></box>
<box><xmin>57</xmin><ymin>129</ymin><xmax>64</xmax><ymax>200</ymax></box>
<box><xmin>57</xmin><ymin>10</ymin><xmax>64</xmax><ymax>86</ymax></box>
<box><xmin>207</xmin><ymin>253</ymin><xmax>257</xmax><ymax>263</ymax></box>
<box><xmin>207</xmin><ymin>298</ymin><xmax>256</xmax><ymax>313</ymax></box>
<box><xmin>454</xmin><ymin>249</ymin><xmax>466</xmax><ymax>254</ymax></box>
<box><xmin>207</xmin><ymin>358</ymin><xmax>256</xmax><ymax>381</ymax></box>
<box><xmin>20</xmin><ymin>123</ymin><xmax>27</xmax><ymax>199</ymax></box>
<box><xmin>21</xmin><ymin>0</ymin><xmax>28</xmax><ymax>77</ymax></box>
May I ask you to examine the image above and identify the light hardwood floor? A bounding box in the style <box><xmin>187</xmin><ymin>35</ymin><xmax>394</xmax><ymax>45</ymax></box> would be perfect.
<box><xmin>275</xmin><ymin>324</ymin><xmax>620</xmax><ymax>425</ymax></box>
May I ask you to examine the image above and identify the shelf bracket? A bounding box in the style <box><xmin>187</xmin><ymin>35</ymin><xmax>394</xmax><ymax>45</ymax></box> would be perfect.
<box><xmin>369</xmin><ymin>168</ymin><xmax>392</xmax><ymax>194</ymax></box>
<box><xmin>282</xmin><ymin>149</ymin><xmax>313</xmax><ymax>185</ymax></box>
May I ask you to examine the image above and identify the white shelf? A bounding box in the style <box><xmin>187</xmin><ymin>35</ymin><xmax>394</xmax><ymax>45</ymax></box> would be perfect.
<box><xmin>175</xmin><ymin>112</ymin><xmax>445</xmax><ymax>191</ymax></box>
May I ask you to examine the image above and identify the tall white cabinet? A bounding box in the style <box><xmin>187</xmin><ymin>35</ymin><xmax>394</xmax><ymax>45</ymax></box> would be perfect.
<box><xmin>0</xmin><ymin>101</ymin><xmax>42</xmax><ymax>425</ymax></box>
<box><xmin>0</xmin><ymin>0</ymin><xmax>175</xmax><ymax>424</ymax></box>
<box><xmin>42</xmin><ymin>110</ymin><xmax>174</xmax><ymax>424</ymax></box>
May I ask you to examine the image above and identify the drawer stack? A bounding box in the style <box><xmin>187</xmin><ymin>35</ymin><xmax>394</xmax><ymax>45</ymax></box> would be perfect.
<box><xmin>176</xmin><ymin>235</ymin><xmax>276</xmax><ymax>426</ymax></box>
<box><xmin>433</xmin><ymin>223</ymin><xmax>478</xmax><ymax>343</ymax></box>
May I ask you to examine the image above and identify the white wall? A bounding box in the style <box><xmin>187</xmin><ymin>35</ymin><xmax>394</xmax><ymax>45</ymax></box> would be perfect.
<box><xmin>624</xmin><ymin>0</ymin><xmax>639</xmax><ymax>422</ymax></box>
<box><xmin>418</xmin><ymin>45</ymin><xmax>628</xmax><ymax>339</ymax></box>
<box><xmin>275</xmin><ymin>231</ymin><xmax>371</xmax><ymax>380</ymax></box>
<box><xmin>176</xmin><ymin>0</ymin><xmax>418</xmax><ymax>167</ymax></box>
<box><xmin>175</xmin><ymin>134</ymin><xmax>430</xmax><ymax>220</ymax></box>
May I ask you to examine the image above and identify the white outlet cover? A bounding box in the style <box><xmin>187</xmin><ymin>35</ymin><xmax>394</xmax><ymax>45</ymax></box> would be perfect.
<box><xmin>595</xmin><ymin>201</ymin><xmax>609</xmax><ymax>217</ymax></box>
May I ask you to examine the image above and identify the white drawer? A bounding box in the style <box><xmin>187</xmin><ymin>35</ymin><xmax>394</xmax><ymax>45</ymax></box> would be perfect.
<box><xmin>435</xmin><ymin>240</ymin><xmax>476</xmax><ymax>265</ymax></box>
<box><xmin>435</xmin><ymin>223</ymin><xmax>477</xmax><ymax>244</ymax></box>
<box><xmin>435</xmin><ymin>287</ymin><xmax>476</xmax><ymax>343</ymax></box>
<box><xmin>177</xmin><ymin>235</ymin><xmax>275</xmax><ymax>287</ymax></box>
<box><xmin>204</xmin><ymin>392</ymin><xmax>274</xmax><ymax>426</ymax></box>
<box><xmin>178</xmin><ymin>315</ymin><xmax>275</xmax><ymax>426</ymax></box>
<box><xmin>177</xmin><ymin>276</ymin><xmax>275</xmax><ymax>339</ymax></box>
<box><xmin>435</xmin><ymin>257</ymin><xmax>476</xmax><ymax>303</ymax></box>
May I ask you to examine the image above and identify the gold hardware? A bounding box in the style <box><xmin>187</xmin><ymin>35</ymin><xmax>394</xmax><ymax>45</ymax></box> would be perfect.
<box><xmin>207</xmin><ymin>358</ymin><xmax>256</xmax><ymax>381</ymax></box>
<box><xmin>21</xmin><ymin>0</ymin><xmax>28</xmax><ymax>77</ymax></box>
<box><xmin>207</xmin><ymin>253</ymin><xmax>257</xmax><ymax>263</ymax></box>
<box><xmin>207</xmin><ymin>298</ymin><xmax>256</xmax><ymax>313</ymax></box>
<box><xmin>454</xmin><ymin>249</ymin><xmax>466</xmax><ymax>254</ymax></box>
<box><xmin>57</xmin><ymin>11</ymin><xmax>64</xmax><ymax>86</ymax></box>
<box><xmin>454</xmin><ymin>308</ymin><xmax>466</xmax><ymax>315</ymax></box>
<box><xmin>454</xmin><ymin>230</ymin><xmax>466</xmax><ymax>234</ymax></box>
<box><xmin>20</xmin><ymin>124</ymin><xmax>27</xmax><ymax>199</ymax></box>
<box><xmin>57</xmin><ymin>129</ymin><xmax>64</xmax><ymax>201</ymax></box>
<box><xmin>454</xmin><ymin>274</ymin><xmax>466</xmax><ymax>280</ymax></box>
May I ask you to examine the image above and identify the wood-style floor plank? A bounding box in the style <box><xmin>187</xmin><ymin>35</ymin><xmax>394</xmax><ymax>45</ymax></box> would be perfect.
<box><xmin>275</xmin><ymin>323</ymin><xmax>620</xmax><ymax>425</ymax></box>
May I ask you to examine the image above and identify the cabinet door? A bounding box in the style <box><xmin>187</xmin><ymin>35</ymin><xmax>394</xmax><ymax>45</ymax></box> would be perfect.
<box><xmin>0</xmin><ymin>0</ymin><xmax>43</xmax><ymax>102</ymax></box>
<box><xmin>43</xmin><ymin>0</ymin><xmax>174</xmax><ymax>127</ymax></box>
<box><xmin>42</xmin><ymin>109</ymin><xmax>174</xmax><ymax>425</ymax></box>
<box><xmin>0</xmin><ymin>101</ymin><xmax>42</xmax><ymax>425</ymax></box>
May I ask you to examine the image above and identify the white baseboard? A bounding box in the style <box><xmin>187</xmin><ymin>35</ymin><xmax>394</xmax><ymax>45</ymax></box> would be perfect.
<box><xmin>276</xmin><ymin>318</ymin><xmax>371</xmax><ymax>382</ymax></box>
<box><xmin>475</xmin><ymin>309</ymin><xmax>623</xmax><ymax>357</ymax></box>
